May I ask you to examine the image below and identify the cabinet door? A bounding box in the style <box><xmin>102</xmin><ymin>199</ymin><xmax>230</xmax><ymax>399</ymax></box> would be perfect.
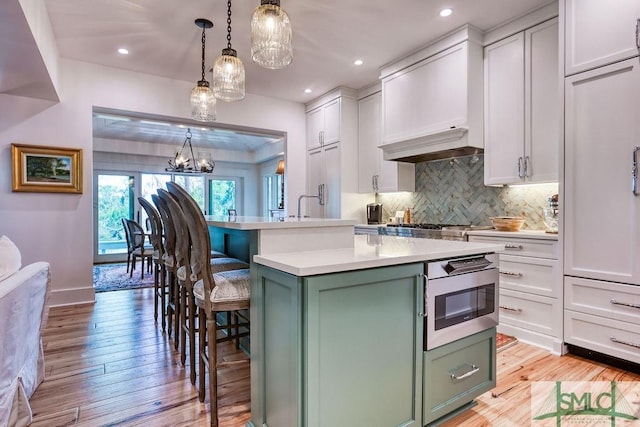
<box><xmin>484</xmin><ymin>32</ymin><xmax>525</xmax><ymax>185</ymax></box>
<box><xmin>525</xmin><ymin>18</ymin><xmax>559</xmax><ymax>183</ymax></box>
<box><xmin>357</xmin><ymin>93</ymin><xmax>379</xmax><ymax>193</ymax></box>
<box><xmin>323</xmin><ymin>143</ymin><xmax>341</xmax><ymax>218</ymax></box>
<box><xmin>322</xmin><ymin>98</ymin><xmax>341</xmax><ymax>145</ymax></box>
<box><xmin>564</xmin><ymin>58</ymin><xmax>640</xmax><ymax>284</ymax></box>
<box><xmin>565</xmin><ymin>0</ymin><xmax>640</xmax><ymax>76</ymax></box>
<box><xmin>358</xmin><ymin>92</ymin><xmax>416</xmax><ymax>193</ymax></box>
<box><xmin>306</xmin><ymin>106</ymin><xmax>324</xmax><ymax>151</ymax></box>
<box><xmin>304</xmin><ymin>264</ymin><xmax>424</xmax><ymax>427</ymax></box>
<box><xmin>382</xmin><ymin>43</ymin><xmax>469</xmax><ymax>144</ymax></box>
<box><xmin>306</xmin><ymin>147</ymin><xmax>324</xmax><ymax>218</ymax></box>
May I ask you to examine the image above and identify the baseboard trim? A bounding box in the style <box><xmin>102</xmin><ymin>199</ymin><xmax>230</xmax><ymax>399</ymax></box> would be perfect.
<box><xmin>49</xmin><ymin>287</ymin><xmax>96</xmax><ymax>307</ymax></box>
<box><xmin>567</xmin><ymin>344</ymin><xmax>640</xmax><ymax>376</ymax></box>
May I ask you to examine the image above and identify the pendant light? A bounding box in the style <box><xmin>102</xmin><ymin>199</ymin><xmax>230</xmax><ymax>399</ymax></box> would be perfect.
<box><xmin>190</xmin><ymin>19</ymin><xmax>216</xmax><ymax>122</ymax></box>
<box><xmin>212</xmin><ymin>0</ymin><xmax>245</xmax><ymax>102</ymax></box>
<box><xmin>250</xmin><ymin>0</ymin><xmax>293</xmax><ymax>69</ymax></box>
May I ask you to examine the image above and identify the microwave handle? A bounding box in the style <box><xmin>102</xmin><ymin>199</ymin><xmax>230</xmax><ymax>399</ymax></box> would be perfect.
<box><xmin>422</xmin><ymin>274</ymin><xmax>427</xmax><ymax>318</ymax></box>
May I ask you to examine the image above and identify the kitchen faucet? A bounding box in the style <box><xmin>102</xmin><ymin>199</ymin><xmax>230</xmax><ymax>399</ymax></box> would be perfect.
<box><xmin>297</xmin><ymin>185</ymin><xmax>325</xmax><ymax>218</ymax></box>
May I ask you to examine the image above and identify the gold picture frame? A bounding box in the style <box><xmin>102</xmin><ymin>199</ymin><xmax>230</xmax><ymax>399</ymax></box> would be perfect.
<box><xmin>11</xmin><ymin>144</ymin><xmax>83</xmax><ymax>194</ymax></box>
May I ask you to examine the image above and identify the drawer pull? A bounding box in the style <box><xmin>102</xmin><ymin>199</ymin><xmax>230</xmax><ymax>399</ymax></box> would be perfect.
<box><xmin>610</xmin><ymin>336</ymin><xmax>640</xmax><ymax>349</ymax></box>
<box><xmin>450</xmin><ymin>365</ymin><xmax>479</xmax><ymax>381</ymax></box>
<box><xmin>499</xmin><ymin>270</ymin><xmax>523</xmax><ymax>278</ymax></box>
<box><xmin>610</xmin><ymin>299</ymin><xmax>640</xmax><ymax>310</ymax></box>
<box><xmin>504</xmin><ymin>244</ymin><xmax>523</xmax><ymax>250</ymax></box>
<box><xmin>500</xmin><ymin>305</ymin><xmax>522</xmax><ymax>313</ymax></box>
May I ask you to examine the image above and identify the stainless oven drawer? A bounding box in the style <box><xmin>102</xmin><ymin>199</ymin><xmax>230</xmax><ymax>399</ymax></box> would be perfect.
<box><xmin>423</xmin><ymin>328</ymin><xmax>496</xmax><ymax>426</ymax></box>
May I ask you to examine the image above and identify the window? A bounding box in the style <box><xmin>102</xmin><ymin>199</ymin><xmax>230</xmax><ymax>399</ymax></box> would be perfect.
<box><xmin>96</xmin><ymin>174</ymin><xmax>134</xmax><ymax>255</ymax></box>
<box><xmin>263</xmin><ymin>174</ymin><xmax>282</xmax><ymax>216</ymax></box>
<box><xmin>175</xmin><ymin>175</ymin><xmax>206</xmax><ymax>212</ymax></box>
<box><xmin>94</xmin><ymin>171</ymin><xmax>243</xmax><ymax>262</ymax></box>
<box><xmin>209</xmin><ymin>178</ymin><xmax>237</xmax><ymax>216</ymax></box>
<box><xmin>140</xmin><ymin>173</ymin><xmax>172</xmax><ymax>227</ymax></box>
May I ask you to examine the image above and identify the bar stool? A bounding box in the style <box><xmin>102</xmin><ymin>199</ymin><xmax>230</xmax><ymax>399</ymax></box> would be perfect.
<box><xmin>168</xmin><ymin>181</ymin><xmax>250</xmax><ymax>427</ymax></box>
<box><xmin>151</xmin><ymin>193</ymin><xmax>179</xmax><ymax>346</ymax></box>
<box><xmin>138</xmin><ymin>197</ymin><xmax>165</xmax><ymax>328</ymax></box>
<box><xmin>159</xmin><ymin>187</ymin><xmax>248</xmax><ymax>386</ymax></box>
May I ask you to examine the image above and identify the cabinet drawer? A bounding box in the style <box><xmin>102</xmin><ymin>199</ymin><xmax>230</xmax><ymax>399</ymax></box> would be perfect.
<box><xmin>468</xmin><ymin>236</ymin><xmax>557</xmax><ymax>259</ymax></box>
<box><xmin>564</xmin><ymin>310</ymin><xmax>640</xmax><ymax>365</ymax></box>
<box><xmin>564</xmin><ymin>276</ymin><xmax>640</xmax><ymax>326</ymax></box>
<box><xmin>499</xmin><ymin>288</ymin><xmax>559</xmax><ymax>337</ymax></box>
<box><xmin>423</xmin><ymin>328</ymin><xmax>496</xmax><ymax>425</ymax></box>
<box><xmin>499</xmin><ymin>254</ymin><xmax>559</xmax><ymax>298</ymax></box>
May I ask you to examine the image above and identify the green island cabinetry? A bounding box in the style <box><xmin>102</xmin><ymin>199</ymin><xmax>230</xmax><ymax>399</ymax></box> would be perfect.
<box><xmin>422</xmin><ymin>327</ymin><xmax>496</xmax><ymax>425</ymax></box>
<box><xmin>250</xmin><ymin>262</ymin><xmax>424</xmax><ymax>427</ymax></box>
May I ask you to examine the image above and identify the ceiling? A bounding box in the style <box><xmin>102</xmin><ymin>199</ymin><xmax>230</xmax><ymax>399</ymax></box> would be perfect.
<box><xmin>92</xmin><ymin>110</ymin><xmax>283</xmax><ymax>153</ymax></box>
<box><xmin>43</xmin><ymin>0</ymin><xmax>553</xmax><ymax>104</ymax></box>
<box><xmin>5</xmin><ymin>0</ymin><xmax>554</xmax><ymax>152</ymax></box>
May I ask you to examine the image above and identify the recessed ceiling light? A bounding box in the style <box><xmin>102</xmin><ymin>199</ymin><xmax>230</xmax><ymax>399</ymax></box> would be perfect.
<box><xmin>353</xmin><ymin>59</ymin><xmax>363</xmax><ymax>66</ymax></box>
<box><xmin>118</xmin><ymin>48</ymin><xmax>129</xmax><ymax>55</ymax></box>
<box><xmin>440</xmin><ymin>8</ymin><xmax>452</xmax><ymax>17</ymax></box>
<box><xmin>304</xmin><ymin>88</ymin><xmax>312</xmax><ymax>94</ymax></box>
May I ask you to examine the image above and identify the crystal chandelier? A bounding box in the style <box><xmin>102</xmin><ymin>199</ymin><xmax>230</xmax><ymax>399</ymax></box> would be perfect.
<box><xmin>166</xmin><ymin>128</ymin><xmax>215</xmax><ymax>173</ymax></box>
<box><xmin>190</xmin><ymin>19</ymin><xmax>216</xmax><ymax>122</ymax></box>
<box><xmin>250</xmin><ymin>0</ymin><xmax>293</xmax><ymax>69</ymax></box>
<box><xmin>212</xmin><ymin>0</ymin><xmax>245</xmax><ymax>102</ymax></box>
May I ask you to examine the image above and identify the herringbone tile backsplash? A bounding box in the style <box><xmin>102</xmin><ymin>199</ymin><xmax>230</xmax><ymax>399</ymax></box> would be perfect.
<box><xmin>376</xmin><ymin>156</ymin><xmax>558</xmax><ymax>230</ymax></box>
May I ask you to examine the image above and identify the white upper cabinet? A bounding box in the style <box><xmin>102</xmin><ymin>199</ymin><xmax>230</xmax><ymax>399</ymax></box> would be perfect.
<box><xmin>357</xmin><ymin>92</ymin><xmax>414</xmax><ymax>193</ymax></box>
<box><xmin>564</xmin><ymin>0</ymin><xmax>640</xmax><ymax>76</ymax></box>
<box><xmin>379</xmin><ymin>26</ymin><xmax>484</xmax><ymax>152</ymax></box>
<box><xmin>484</xmin><ymin>18</ymin><xmax>559</xmax><ymax>185</ymax></box>
<box><xmin>306</xmin><ymin>97</ymin><xmax>340</xmax><ymax>151</ymax></box>
<box><xmin>305</xmin><ymin>88</ymin><xmax>361</xmax><ymax>220</ymax></box>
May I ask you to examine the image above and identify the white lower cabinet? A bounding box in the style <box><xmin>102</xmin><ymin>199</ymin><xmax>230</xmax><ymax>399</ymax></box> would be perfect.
<box><xmin>468</xmin><ymin>233</ymin><xmax>562</xmax><ymax>354</ymax></box>
<box><xmin>564</xmin><ymin>276</ymin><xmax>640</xmax><ymax>364</ymax></box>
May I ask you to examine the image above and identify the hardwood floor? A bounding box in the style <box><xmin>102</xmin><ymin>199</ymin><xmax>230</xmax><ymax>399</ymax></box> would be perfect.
<box><xmin>31</xmin><ymin>288</ymin><xmax>250</xmax><ymax>427</ymax></box>
<box><xmin>30</xmin><ymin>288</ymin><xmax>640</xmax><ymax>426</ymax></box>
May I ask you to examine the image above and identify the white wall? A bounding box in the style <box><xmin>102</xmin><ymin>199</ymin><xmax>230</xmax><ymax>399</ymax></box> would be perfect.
<box><xmin>0</xmin><ymin>58</ymin><xmax>306</xmax><ymax>306</ymax></box>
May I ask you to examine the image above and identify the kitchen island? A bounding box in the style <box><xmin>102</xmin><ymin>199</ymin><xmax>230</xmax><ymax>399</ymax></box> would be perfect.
<box><xmin>250</xmin><ymin>234</ymin><xmax>503</xmax><ymax>427</ymax></box>
<box><xmin>205</xmin><ymin>215</ymin><xmax>357</xmax><ymax>262</ymax></box>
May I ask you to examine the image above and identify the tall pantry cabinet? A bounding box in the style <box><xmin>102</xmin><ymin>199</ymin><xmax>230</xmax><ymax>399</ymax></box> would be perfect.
<box><xmin>563</xmin><ymin>0</ymin><xmax>640</xmax><ymax>364</ymax></box>
<box><xmin>305</xmin><ymin>88</ymin><xmax>363</xmax><ymax>219</ymax></box>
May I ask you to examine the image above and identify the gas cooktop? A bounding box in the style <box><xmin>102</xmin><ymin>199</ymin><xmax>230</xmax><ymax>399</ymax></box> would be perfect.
<box><xmin>386</xmin><ymin>223</ymin><xmax>470</xmax><ymax>230</ymax></box>
<box><xmin>380</xmin><ymin>223</ymin><xmax>493</xmax><ymax>241</ymax></box>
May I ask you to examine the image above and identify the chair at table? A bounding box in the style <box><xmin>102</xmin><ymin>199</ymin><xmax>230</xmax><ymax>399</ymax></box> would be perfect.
<box><xmin>160</xmin><ymin>186</ymin><xmax>248</xmax><ymax>387</ymax></box>
<box><xmin>138</xmin><ymin>197</ymin><xmax>166</xmax><ymax>329</ymax></box>
<box><xmin>123</xmin><ymin>218</ymin><xmax>153</xmax><ymax>279</ymax></box>
<box><xmin>167</xmin><ymin>181</ymin><xmax>250</xmax><ymax>427</ymax></box>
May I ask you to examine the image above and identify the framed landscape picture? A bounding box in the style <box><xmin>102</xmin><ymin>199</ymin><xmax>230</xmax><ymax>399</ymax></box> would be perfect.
<box><xmin>11</xmin><ymin>144</ymin><xmax>83</xmax><ymax>193</ymax></box>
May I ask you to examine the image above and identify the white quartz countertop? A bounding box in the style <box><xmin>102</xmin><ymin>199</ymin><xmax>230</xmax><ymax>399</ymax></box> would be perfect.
<box><xmin>205</xmin><ymin>215</ymin><xmax>357</xmax><ymax>230</ymax></box>
<box><xmin>354</xmin><ymin>223</ymin><xmax>386</xmax><ymax>229</ymax></box>
<box><xmin>467</xmin><ymin>229</ymin><xmax>558</xmax><ymax>240</ymax></box>
<box><xmin>253</xmin><ymin>235</ymin><xmax>503</xmax><ymax>276</ymax></box>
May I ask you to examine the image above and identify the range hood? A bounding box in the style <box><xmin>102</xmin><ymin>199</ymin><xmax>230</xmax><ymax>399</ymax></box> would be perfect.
<box><xmin>380</xmin><ymin>127</ymin><xmax>483</xmax><ymax>163</ymax></box>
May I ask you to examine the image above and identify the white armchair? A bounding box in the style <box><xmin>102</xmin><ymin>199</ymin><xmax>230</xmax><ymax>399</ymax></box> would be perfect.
<box><xmin>0</xmin><ymin>262</ymin><xmax>51</xmax><ymax>426</ymax></box>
